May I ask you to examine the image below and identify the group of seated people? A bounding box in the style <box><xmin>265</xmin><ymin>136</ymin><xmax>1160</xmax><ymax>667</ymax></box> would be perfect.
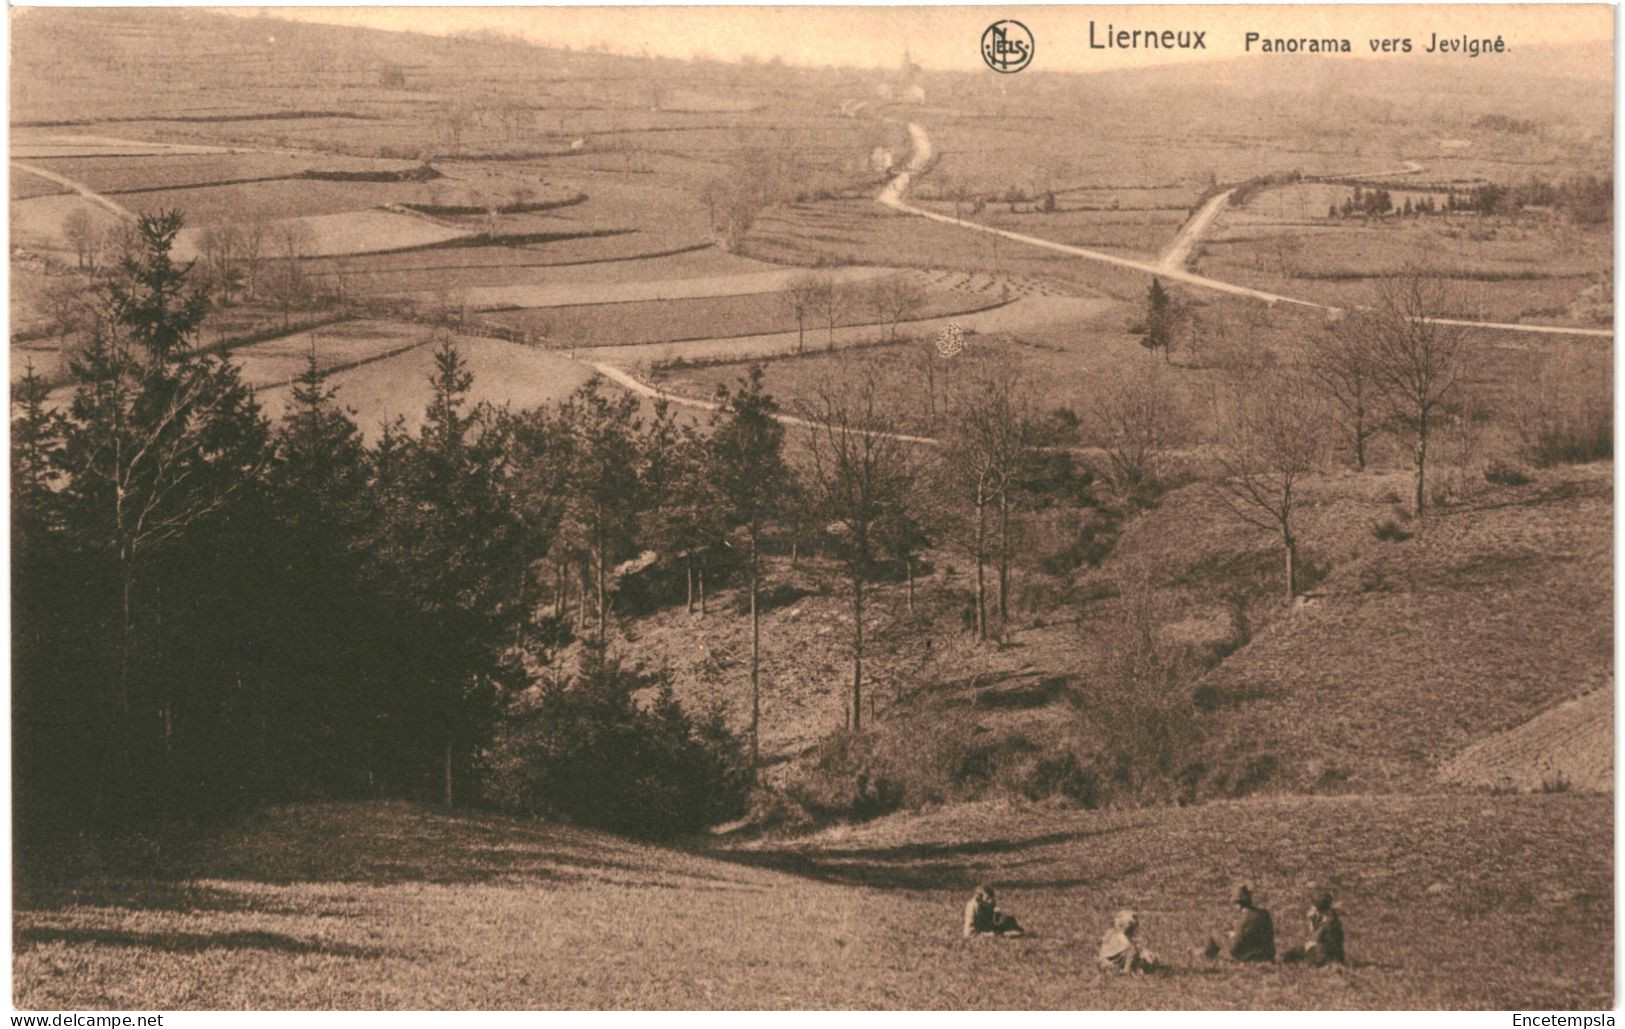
<box><xmin>962</xmin><ymin>882</ymin><xmax>1347</xmax><ymax>974</ymax></box>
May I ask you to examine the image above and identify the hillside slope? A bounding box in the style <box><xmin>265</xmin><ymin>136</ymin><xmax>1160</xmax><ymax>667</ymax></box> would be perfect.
<box><xmin>1190</xmin><ymin>465</ymin><xmax>1611</xmax><ymax>794</ymax></box>
<box><xmin>620</xmin><ymin>460</ymin><xmax>1610</xmax><ymax>805</ymax></box>
<box><xmin>1438</xmin><ymin>684</ymin><xmax>1612</xmax><ymax>793</ymax></box>
<box><xmin>14</xmin><ymin>796</ymin><xmax>1611</xmax><ymax>1009</ymax></box>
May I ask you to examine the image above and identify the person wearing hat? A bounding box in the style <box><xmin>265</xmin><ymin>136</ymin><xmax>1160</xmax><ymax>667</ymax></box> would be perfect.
<box><xmin>1226</xmin><ymin>884</ymin><xmax>1277</xmax><ymax>961</ymax></box>
<box><xmin>962</xmin><ymin>883</ymin><xmax>1026</xmax><ymax>938</ymax></box>
<box><xmin>1303</xmin><ymin>890</ymin><xmax>1346</xmax><ymax>966</ymax></box>
<box><xmin>1098</xmin><ymin>909</ymin><xmax>1159</xmax><ymax>973</ymax></box>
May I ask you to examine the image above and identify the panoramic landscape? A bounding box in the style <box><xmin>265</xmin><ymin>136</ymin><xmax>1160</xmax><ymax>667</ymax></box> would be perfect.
<box><xmin>8</xmin><ymin>6</ymin><xmax>1614</xmax><ymax>1010</ymax></box>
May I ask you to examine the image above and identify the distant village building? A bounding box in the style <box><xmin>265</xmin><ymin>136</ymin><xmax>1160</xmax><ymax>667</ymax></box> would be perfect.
<box><xmin>870</xmin><ymin>147</ymin><xmax>895</xmax><ymax>173</ymax></box>
<box><xmin>569</xmin><ymin>138</ymin><xmax>587</xmax><ymax>151</ymax></box>
<box><xmin>901</xmin><ymin>48</ymin><xmax>926</xmax><ymax>104</ymax></box>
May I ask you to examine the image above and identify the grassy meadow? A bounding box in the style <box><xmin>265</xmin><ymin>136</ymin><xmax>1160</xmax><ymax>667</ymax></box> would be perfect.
<box><xmin>14</xmin><ymin>796</ymin><xmax>1610</xmax><ymax>1010</ymax></box>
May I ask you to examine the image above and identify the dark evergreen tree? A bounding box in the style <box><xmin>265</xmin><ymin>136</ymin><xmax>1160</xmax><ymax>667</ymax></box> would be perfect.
<box><xmin>560</xmin><ymin>377</ymin><xmax>643</xmax><ymax>647</ymax></box>
<box><xmin>53</xmin><ymin>211</ymin><xmax>270</xmax><ymax>823</ymax></box>
<box><xmin>708</xmin><ymin>366</ymin><xmax>789</xmax><ymax>771</ymax></box>
<box><xmin>261</xmin><ymin>336</ymin><xmax>380</xmax><ymax>796</ymax></box>
<box><xmin>372</xmin><ymin>337</ymin><xmax>520</xmax><ymax>806</ymax></box>
<box><xmin>1136</xmin><ymin>277</ymin><xmax>1176</xmax><ymax>362</ymax></box>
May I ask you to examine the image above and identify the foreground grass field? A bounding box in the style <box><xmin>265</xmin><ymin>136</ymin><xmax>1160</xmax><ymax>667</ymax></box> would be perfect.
<box><xmin>14</xmin><ymin>796</ymin><xmax>1609</xmax><ymax>1009</ymax></box>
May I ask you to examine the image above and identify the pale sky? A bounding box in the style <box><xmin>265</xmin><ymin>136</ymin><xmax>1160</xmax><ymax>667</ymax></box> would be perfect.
<box><xmin>218</xmin><ymin>4</ymin><xmax>1613</xmax><ymax>74</ymax></box>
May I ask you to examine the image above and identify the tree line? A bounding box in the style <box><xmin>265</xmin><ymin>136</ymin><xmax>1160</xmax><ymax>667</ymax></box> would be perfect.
<box><xmin>13</xmin><ymin>213</ymin><xmax>764</xmax><ymax>836</ymax></box>
<box><xmin>14</xmin><ymin>211</ymin><xmax>1066</xmax><ymax>840</ymax></box>
<box><xmin>1328</xmin><ymin>175</ymin><xmax>1612</xmax><ymax>224</ymax></box>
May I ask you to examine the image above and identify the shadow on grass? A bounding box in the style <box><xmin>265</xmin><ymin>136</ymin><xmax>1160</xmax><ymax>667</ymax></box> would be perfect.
<box><xmin>17</xmin><ymin>803</ymin><xmax>752</xmax><ymax>894</ymax></box>
<box><xmin>17</xmin><ymin>926</ymin><xmax>385</xmax><ymax>959</ymax></box>
<box><xmin>968</xmin><ymin>675</ymin><xmax>1082</xmax><ymax>711</ymax></box>
<box><xmin>714</xmin><ymin>824</ymin><xmax>1149</xmax><ymax>891</ymax></box>
<box><xmin>785</xmin><ymin>826</ymin><xmax>1145</xmax><ymax>862</ymax></box>
<box><xmin>15</xmin><ymin>880</ymin><xmax>356</xmax><ymax>918</ymax></box>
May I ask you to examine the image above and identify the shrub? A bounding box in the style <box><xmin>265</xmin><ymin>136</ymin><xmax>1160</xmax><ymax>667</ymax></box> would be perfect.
<box><xmin>774</xmin><ymin>714</ymin><xmax>1111</xmax><ymax>826</ymax></box>
<box><xmin>1372</xmin><ymin>518</ymin><xmax>1413</xmax><ymax>543</ymax></box>
<box><xmin>1020</xmin><ymin>751</ymin><xmax>1100</xmax><ymax>807</ymax></box>
<box><xmin>1041</xmin><ymin>509</ymin><xmax>1124</xmax><ymax>575</ymax></box>
<box><xmin>1231</xmin><ymin>754</ymin><xmax>1281</xmax><ymax>795</ymax></box>
<box><xmin>1512</xmin><ymin>349</ymin><xmax>1612</xmax><ymax>466</ymax></box>
<box><xmin>1484</xmin><ymin>461</ymin><xmax>1533</xmax><ymax>486</ymax></box>
<box><xmin>950</xmin><ymin>733</ymin><xmax>1037</xmax><ymax>788</ymax></box>
<box><xmin>477</xmin><ymin>650</ymin><xmax>750</xmax><ymax>838</ymax></box>
<box><xmin>1358</xmin><ymin>566</ymin><xmax>1393</xmax><ymax>593</ymax></box>
<box><xmin>746</xmin><ymin>787</ymin><xmax>813</xmax><ymax>832</ymax></box>
<box><xmin>1079</xmin><ymin>565</ymin><xmax>1201</xmax><ymax>798</ymax></box>
<box><xmin>1540</xmin><ymin>772</ymin><xmax>1572</xmax><ymax>794</ymax></box>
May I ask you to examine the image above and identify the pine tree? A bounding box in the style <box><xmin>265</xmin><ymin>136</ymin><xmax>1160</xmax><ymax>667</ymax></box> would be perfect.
<box><xmin>374</xmin><ymin>336</ymin><xmax>520</xmax><ymax>806</ymax></box>
<box><xmin>708</xmin><ymin>366</ymin><xmax>789</xmax><ymax>771</ymax></box>
<box><xmin>55</xmin><ymin>211</ymin><xmax>270</xmax><ymax>822</ymax></box>
<box><xmin>264</xmin><ymin>335</ymin><xmax>378</xmax><ymax>795</ymax></box>
<box><xmin>12</xmin><ymin>360</ymin><xmax>62</xmax><ymax>549</ymax></box>
<box><xmin>1137</xmin><ymin>277</ymin><xmax>1176</xmax><ymax>362</ymax></box>
<box><xmin>498</xmin><ymin>403</ymin><xmax>577</xmax><ymax>652</ymax></box>
<box><xmin>561</xmin><ymin>377</ymin><xmax>643</xmax><ymax>647</ymax></box>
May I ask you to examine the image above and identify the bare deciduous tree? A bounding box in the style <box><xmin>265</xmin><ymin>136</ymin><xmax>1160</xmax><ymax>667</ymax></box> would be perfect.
<box><xmin>784</xmin><ymin>273</ymin><xmax>821</xmax><ymax>354</ymax></box>
<box><xmin>815</xmin><ymin>274</ymin><xmax>843</xmax><ymax>349</ymax></box>
<box><xmin>1308</xmin><ymin>310</ymin><xmax>1381</xmax><ymax>471</ymax></box>
<box><xmin>942</xmin><ymin>365</ymin><xmax>1038</xmax><ymax>640</ymax></box>
<box><xmin>870</xmin><ymin>275</ymin><xmax>927</xmax><ymax>342</ymax></box>
<box><xmin>1214</xmin><ymin>366</ymin><xmax>1328</xmax><ymax>603</ymax></box>
<box><xmin>1088</xmin><ymin>362</ymin><xmax>1188</xmax><ymax>505</ymax></box>
<box><xmin>63</xmin><ymin>208</ymin><xmax>100</xmax><ymax>270</ymax></box>
<box><xmin>803</xmin><ymin>372</ymin><xmax>913</xmax><ymax>730</ymax></box>
<box><xmin>1360</xmin><ymin>269</ymin><xmax>1472</xmax><ymax>518</ymax></box>
<box><xmin>240</xmin><ymin>219</ymin><xmax>267</xmax><ymax>301</ymax></box>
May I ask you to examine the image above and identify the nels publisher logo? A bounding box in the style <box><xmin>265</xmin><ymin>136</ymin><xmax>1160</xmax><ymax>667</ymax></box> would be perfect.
<box><xmin>982</xmin><ymin>19</ymin><xmax>1034</xmax><ymax>73</ymax></box>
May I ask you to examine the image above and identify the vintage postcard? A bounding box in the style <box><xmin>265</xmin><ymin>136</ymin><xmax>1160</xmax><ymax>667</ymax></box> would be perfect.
<box><xmin>8</xmin><ymin>3</ymin><xmax>1614</xmax><ymax>1013</ymax></box>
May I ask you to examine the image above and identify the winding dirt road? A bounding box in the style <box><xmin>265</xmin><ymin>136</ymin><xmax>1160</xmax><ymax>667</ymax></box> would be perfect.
<box><xmin>1158</xmin><ymin>188</ymin><xmax>1232</xmax><ymax>272</ymax></box>
<box><xmin>1157</xmin><ymin>161</ymin><xmax>1423</xmax><ymax>273</ymax></box>
<box><xmin>11</xmin><ymin>161</ymin><xmax>136</xmax><ymax>221</ymax></box>
<box><xmin>586</xmin><ymin>360</ymin><xmax>942</xmax><ymax>445</ymax></box>
<box><xmin>881</xmin><ymin>122</ymin><xmax>1612</xmax><ymax>339</ymax></box>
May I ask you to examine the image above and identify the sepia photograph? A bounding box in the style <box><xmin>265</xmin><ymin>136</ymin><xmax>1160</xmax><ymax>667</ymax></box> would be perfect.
<box><xmin>6</xmin><ymin>2</ymin><xmax>1615</xmax><ymax>1012</ymax></box>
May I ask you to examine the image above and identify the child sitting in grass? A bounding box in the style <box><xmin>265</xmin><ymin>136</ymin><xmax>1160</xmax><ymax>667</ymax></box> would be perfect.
<box><xmin>1099</xmin><ymin>909</ymin><xmax>1159</xmax><ymax>973</ymax></box>
<box><xmin>962</xmin><ymin>883</ymin><xmax>1026</xmax><ymax>938</ymax></box>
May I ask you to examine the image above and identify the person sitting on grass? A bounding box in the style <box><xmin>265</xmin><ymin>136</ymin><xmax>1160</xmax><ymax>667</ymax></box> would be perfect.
<box><xmin>1202</xmin><ymin>884</ymin><xmax>1275</xmax><ymax>962</ymax></box>
<box><xmin>1282</xmin><ymin>890</ymin><xmax>1347</xmax><ymax>967</ymax></box>
<box><xmin>1098</xmin><ymin>909</ymin><xmax>1159</xmax><ymax>974</ymax></box>
<box><xmin>962</xmin><ymin>883</ymin><xmax>1026</xmax><ymax>938</ymax></box>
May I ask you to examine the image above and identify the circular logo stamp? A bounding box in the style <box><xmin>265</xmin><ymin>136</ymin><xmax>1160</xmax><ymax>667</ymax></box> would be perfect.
<box><xmin>981</xmin><ymin>20</ymin><xmax>1034</xmax><ymax>74</ymax></box>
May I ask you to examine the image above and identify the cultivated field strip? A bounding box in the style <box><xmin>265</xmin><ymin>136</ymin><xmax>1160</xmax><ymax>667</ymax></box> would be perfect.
<box><xmin>1438</xmin><ymin>685</ymin><xmax>1613</xmax><ymax>793</ymax></box>
<box><xmin>577</xmin><ymin>294</ymin><xmax>1109</xmax><ymax>367</ymax></box>
<box><xmin>883</xmin><ymin>122</ymin><xmax>1613</xmax><ymax>339</ymax></box>
<box><xmin>414</xmin><ymin>265</ymin><xmax>897</xmax><ymax>310</ymax></box>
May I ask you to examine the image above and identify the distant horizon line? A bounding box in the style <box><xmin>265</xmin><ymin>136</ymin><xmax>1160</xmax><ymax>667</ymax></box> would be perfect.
<box><xmin>178</xmin><ymin>6</ymin><xmax>1611</xmax><ymax>78</ymax></box>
